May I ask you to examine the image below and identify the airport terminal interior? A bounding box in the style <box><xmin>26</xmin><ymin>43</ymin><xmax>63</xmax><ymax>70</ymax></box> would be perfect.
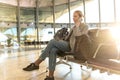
<box><xmin>0</xmin><ymin>0</ymin><xmax>120</xmax><ymax>80</ymax></box>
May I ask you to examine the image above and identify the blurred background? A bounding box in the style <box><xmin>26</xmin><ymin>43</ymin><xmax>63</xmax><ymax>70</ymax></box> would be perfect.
<box><xmin>0</xmin><ymin>0</ymin><xmax>119</xmax><ymax>48</ymax></box>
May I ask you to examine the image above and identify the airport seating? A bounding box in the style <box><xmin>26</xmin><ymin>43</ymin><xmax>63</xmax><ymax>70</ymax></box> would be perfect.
<box><xmin>56</xmin><ymin>29</ymin><xmax>120</xmax><ymax>79</ymax></box>
<box><xmin>68</xmin><ymin>30</ymin><xmax>120</xmax><ymax>73</ymax></box>
<box><xmin>24</xmin><ymin>41</ymin><xmax>48</xmax><ymax>47</ymax></box>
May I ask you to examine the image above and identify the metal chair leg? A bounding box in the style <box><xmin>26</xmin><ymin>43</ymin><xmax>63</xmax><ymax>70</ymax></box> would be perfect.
<box><xmin>56</xmin><ymin>56</ymin><xmax>72</xmax><ymax>69</ymax></box>
<box><xmin>81</xmin><ymin>62</ymin><xmax>91</xmax><ymax>80</ymax></box>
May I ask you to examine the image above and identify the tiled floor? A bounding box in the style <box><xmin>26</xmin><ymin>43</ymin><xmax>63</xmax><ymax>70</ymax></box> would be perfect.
<box><xmin>0</xmin><ymin>46</ymin><xmax>120</xmax><ymax>80</ymax></box>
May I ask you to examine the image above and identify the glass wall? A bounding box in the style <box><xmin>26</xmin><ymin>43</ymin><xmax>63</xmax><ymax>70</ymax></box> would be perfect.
<box><xmin>38</xmin><ymin>0</ymin><xmax>53</xmax><ymax>43</ymax></box>
<box><xmin>20</xmin><ymin>7</ymin><xmax>36</xmax><ymax>43</ymax></box>
<box><xmin>0</xmin><ymin>0</ymin><xmax>120</xmax><ymax>46</ymax></box>
<box><xmin>55</xmin><ymin>0</ymin><xmax>69</xmax><ymax>24</ymax></box>
<box><xmin>85</xmin><ymin>0</ymin><xmax>118</xmax><ymax>28</ymax></box>
<box><xmin>116</xmin><ymin>0</ymin><xmax>120</xmax><ymax>22</ymax></box>
<box><xmin>100</xmin><ymin>0</ymin><xmax>114</xmax><ymax>23</ymax></box>
<box><xmin>0</xmin><ymin>3</ymin><xmax>16</xmax><ymax>46</ymax></box>
<box><xmin>85</xmin><ymin>0</ymin><xmax>99</xmax><ymax>23</ymax></box>
<box><xmin>39</xmin><ymin>7</ymin><xmax>53</xmax><ymax>23</ymax></box>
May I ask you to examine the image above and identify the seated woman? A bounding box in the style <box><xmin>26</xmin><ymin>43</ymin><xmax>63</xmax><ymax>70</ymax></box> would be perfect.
<box><xmin>23</xmin><ymin>10</ymin><xmax>88</xmax><ymax>80</ymax></box>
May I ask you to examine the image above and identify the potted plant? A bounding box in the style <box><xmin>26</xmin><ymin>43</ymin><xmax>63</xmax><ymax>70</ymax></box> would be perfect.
<box><xmin>7</xmin><ymin>38</ymin><xmax>12</xmax><ymax>47</ymax></box>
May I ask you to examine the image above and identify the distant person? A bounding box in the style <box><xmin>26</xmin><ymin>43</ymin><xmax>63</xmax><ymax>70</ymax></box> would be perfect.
<box><xmin>23</xmin><ymin>10</ymin><xmax>88</xmax><ymax>80</ymax></box>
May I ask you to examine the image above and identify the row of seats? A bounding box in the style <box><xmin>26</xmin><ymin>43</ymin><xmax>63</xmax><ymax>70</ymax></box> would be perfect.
<box><xmin>57</xmin><ymin>29</ymin><xmax>120</xmax><ymax>75</ymax></box>
<box><xmin>24</xmin><ymin>41</ymin><xmax>49</xmax><ymax>46</ymax></box>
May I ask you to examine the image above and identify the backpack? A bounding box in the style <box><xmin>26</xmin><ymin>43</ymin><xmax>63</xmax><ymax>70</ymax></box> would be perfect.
<box><xmin>54</xmin><ymin>28</ymin><xmax>69</xmax><ymax>41</ymax></box>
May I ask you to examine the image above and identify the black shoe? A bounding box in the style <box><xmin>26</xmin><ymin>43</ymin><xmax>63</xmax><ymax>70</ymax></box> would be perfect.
<box><xmin>44</xmin><ymin>76</ymin><xmax>54</xmax><ymax>80</ymax></box>
<box><xmin>23</xmin><ymin>63</ymin><xmax>39</xmax><ymax>71</ymax></box>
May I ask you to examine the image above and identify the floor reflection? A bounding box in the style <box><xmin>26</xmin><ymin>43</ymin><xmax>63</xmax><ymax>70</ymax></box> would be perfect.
<box><xmin>0</xmin><ymin>47</ymin><xmax>120</xmax><ymax>80</ymax></box>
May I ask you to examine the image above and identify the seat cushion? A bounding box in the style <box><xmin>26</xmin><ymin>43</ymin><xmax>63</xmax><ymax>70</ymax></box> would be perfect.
<box><xmin>88</xmin><ymin>58</ymin><xmax>120</xmax><ymax>71</ymax></box>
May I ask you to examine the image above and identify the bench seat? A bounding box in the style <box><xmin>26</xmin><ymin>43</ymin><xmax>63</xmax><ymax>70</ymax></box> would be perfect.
<box><xmin>58</xmin><ymin>29</ymin><xmax>120</xmax><ymax>74</ymax></box>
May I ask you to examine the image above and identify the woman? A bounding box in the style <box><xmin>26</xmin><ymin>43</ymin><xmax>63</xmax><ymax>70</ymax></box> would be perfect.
<box><xmin>23</xmin><ymin>10</ymin><xmax>88</xmax><ymax>80</ymax></box>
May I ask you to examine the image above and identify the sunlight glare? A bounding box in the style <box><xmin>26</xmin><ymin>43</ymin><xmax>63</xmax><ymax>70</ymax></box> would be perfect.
<box><xmin>110</xmin><ymin>26</ymin><xmax>120</xmax><ymax>40</ymax></box>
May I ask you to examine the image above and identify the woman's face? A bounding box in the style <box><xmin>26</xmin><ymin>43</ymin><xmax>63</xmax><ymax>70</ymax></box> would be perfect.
<box><xmin>73</xmin><ymin>12</ymin><xmax>80</xmax><ymax>23</ymax></box>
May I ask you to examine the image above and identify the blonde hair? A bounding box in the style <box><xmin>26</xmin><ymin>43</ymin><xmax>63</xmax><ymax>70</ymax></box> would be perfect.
<box><xmin>74</xmin><ymin>10</ymin><xmax>84</xmax><ymax>17</ymax></box>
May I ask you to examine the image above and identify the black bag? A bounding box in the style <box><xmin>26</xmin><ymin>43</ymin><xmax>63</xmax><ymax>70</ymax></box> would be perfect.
<box><xmin>54</xmin><ymin>28</ymin><xmax>69</xmax><ymax>41</ymax></box>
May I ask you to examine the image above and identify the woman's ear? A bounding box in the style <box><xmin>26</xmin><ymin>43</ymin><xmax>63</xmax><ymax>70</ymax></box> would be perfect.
<box><xmin>79</xmin><ymin>18</ymin><xmax>81</xmax><ymax>21</ymax></box>
<box><xmin>79</xmin><ymin>18</ymin><xmax>82</xmax><ymax>21</ymax></box>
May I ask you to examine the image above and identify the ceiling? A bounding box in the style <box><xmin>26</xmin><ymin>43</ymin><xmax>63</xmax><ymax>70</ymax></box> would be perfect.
<box><xmin>0</xmin><ymin>0</ymin><xmax>91</xmax><ymax>8</ymax></box>
<box><xmin>0</xmin><ymin>0</ymin><xmax>92</xmax><ymax>23</ymax></box>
